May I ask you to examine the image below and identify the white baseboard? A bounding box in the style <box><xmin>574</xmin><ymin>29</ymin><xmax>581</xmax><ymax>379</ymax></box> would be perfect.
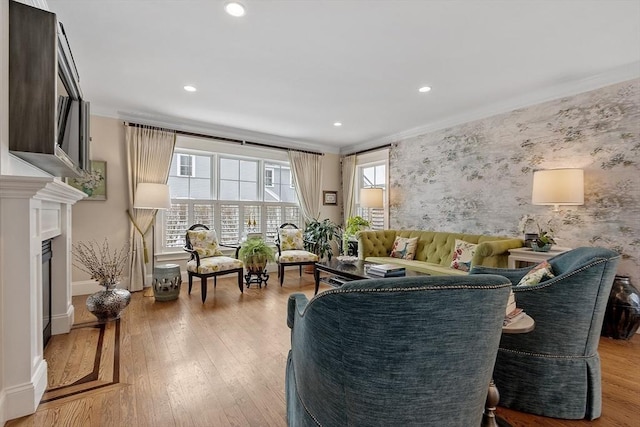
<box><xmin>72</xmin><ymin>279</ymin><xmax>104</xmax><ymax>296</ymax></box>
<box><xmin>51</xmin><ymin>304</ymin><xmax>74</xmax><ymax>335</ymax></box>
<box><xmin>0</xmin><ymin>388</ymin><xmax>6</xmax><ymax>426</ymax></box>
<box><xmin>3</xmin><ymin>359</ymin><xmax>47</xmax><ymax>421</ymax></box>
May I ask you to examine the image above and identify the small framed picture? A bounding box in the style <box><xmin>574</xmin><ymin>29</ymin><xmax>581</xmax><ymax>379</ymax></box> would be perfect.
<box><xmin>68</xmin><ymin>160</ymin><xmax>107</xmax><ymax>200</ymax></box>
<box><xmin>323</xmin><ymin>190</ymin><xmax>338</xmax><ymax>205</ymax></box>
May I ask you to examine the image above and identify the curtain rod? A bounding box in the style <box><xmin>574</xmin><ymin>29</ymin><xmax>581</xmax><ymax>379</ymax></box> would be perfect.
<box><xmin>124</xmin><ymin>121</ymin><xmax>324</xmax><ymax>156</ymax></box>
<box><xmin>348</xmin><ymin>143</ymin><xmax>392</xmax><ymax>156</ymax></box>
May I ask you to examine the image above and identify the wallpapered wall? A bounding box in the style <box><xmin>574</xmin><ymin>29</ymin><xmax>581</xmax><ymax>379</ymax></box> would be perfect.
<box><xmin>389</xmin><ymin>78</ymin><xmax>639</xmax><ymax>281</ymax></box>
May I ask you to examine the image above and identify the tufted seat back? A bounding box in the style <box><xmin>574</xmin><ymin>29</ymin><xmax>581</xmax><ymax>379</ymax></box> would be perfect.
<box><xmin>358</xmin><ymin>230</ymin><xmax>513</xmax><ymax>267</ymax></box>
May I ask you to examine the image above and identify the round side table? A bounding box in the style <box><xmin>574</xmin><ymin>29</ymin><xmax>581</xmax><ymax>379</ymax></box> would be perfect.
<box><xmin>153</xmin><ymin>264</ymin><xmax>182</xmax><ymax>301</ymax></box>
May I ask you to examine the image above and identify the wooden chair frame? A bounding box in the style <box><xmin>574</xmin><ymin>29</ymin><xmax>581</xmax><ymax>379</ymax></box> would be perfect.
<box><xmin>183</xmin><ymin>224</ymin><xmax>243</xmax><ymax>303</ymax></box>
<box><xmin>275</xmin><ymin>223</ymin><xmax>317</xmax><ymax>287</ymax></box>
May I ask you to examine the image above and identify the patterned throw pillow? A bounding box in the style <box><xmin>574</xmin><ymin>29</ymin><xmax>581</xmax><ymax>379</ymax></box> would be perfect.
<box><xmin>390</xmin><ymin>236</ymin><xmax>418</xmax><ymax>260</ymax></box>
<box><xmin>517</xmin><ymin>260</ymin><xmax>556</xmax><ymax>286</ymax></box>
<box><xmin>187</xmin><ymin>229</ymin><xmax>223</xmax><ymax>257</ymax></box>
<box><xmin>450</xmin><ymin>239</ymin><xmax>478</xmax><ymax>272</ymax></box>
<box><xmin>279</xmin><ymin>228</ymin><xmax>304</xmax><ymax>251</ymax></box>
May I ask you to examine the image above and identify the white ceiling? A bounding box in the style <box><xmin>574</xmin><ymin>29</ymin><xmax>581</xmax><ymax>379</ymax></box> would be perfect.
<box><xmin>46</xmin><ymin>0</ymin><xmax>640</xmax><ymax>154</ymax></box>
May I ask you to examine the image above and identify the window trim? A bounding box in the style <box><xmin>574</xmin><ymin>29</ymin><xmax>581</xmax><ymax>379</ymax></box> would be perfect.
<box><xmin>265</xmin><ymin>167</ymin><xmax>275</xmax><ymax>188</ymax></box>
<box><xmin>177</xmin><ymin>153</ymin><xmax>195</xmax><ymax>177</ymax></box>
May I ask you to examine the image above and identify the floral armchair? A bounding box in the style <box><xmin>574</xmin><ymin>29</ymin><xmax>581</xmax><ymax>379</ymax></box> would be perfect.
<box><xmin>275</xmin><ymin>223</ymin><xmax>318</xmax><ymax>287</ymax></box>
<box><xmin>184</xmin><ymin>224</ymin><xmax>244</xmax><ymax>303</ymax></box>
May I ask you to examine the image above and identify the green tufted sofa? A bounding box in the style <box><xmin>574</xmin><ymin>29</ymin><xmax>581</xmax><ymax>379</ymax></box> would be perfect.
<box><xmin>357</xmin><ymin>230</ymin><xmax>523</xmax><ymax>276</ymax></box>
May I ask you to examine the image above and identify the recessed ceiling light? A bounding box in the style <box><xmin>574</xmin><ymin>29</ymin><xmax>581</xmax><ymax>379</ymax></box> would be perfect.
<box><xmin>333</xmin><ymin>122</ymin><xmax>342</xmax><ymax>127</ymax></box>
<box><xmin>418</xmin><ymin>86</ymin><xmax>432</xmax><ymax>93</ymax></box>
<box><xmin>183</xmin><ymin>85</ymin><xmax>197</xmax><ymax>92</ymax></box>
<box><xmin>225</xmin><ymin>2</ymin><xmax>246</xmax><ymax>17</ymax></box>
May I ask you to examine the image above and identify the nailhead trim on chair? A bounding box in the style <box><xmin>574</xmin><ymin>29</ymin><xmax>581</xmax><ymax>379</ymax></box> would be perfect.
<box><xmin>499</xmin><ymin>348</ymin><xmax>598</xmax><ymax>360</ymax></box>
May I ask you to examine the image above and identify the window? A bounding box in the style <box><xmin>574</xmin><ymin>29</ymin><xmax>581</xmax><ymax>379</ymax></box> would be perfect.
<box><xmin>177</xmin><ymin>154</ymin><xmax>195</xmax><ymax>177</ymax></box>
<box><xmin>265</xmin><ymin>167</ymin><xmax>274</xmax><ymax>187</ymax></box>
<box><xmin>358</xmin><ymin>162</ymin><xmax>386</xmax><ymax>230</ymax></box>
<box><xmin>161</xmin><ymin>150</ymin><xmax>301</xmax><ymax>251</ymax></box>
<box><xmin>219</xmin><ymin>157</ymin><xmax>258</xmax><ymax>201</ymax></box>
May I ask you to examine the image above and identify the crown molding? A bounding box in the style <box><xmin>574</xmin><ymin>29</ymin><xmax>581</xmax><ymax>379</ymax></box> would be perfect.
<box><xmin>91</xmin><ymin>109</ymin><xmax>341</xmax><ymax>154</ymax></box>
<box><xmin>342</xmin><ymin>62</ymin><xmax>640</xmax><ymax>155</ymax></box>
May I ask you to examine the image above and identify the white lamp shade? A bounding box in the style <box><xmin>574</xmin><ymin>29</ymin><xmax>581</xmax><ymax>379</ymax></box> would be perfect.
<box><xmin>360</xmin><ymin>187</ymin><xmax>384</xmax><ymax>209</ymax></box>
<box><xmin>134</xmin><ymin>183</ymin><xmax>171</xmax><ymax>209</ymax></box>
<box><xmin>532</xmin><ymin>169</ymin><xmax>584</xmax><ymax>207</ymax></box>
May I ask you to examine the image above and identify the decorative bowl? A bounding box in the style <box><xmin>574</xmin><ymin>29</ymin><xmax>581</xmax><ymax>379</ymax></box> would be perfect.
<box><xmin>336</xmin><ymin>255</ymin><xmax>358</xmax><ymax>265</ymax></box>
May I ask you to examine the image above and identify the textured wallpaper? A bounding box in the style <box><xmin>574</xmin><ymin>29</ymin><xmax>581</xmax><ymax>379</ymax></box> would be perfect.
<box><xmin>390</xmin><ymin>79</ymin><xmax>640</xmax><ymax>282</ymax></box>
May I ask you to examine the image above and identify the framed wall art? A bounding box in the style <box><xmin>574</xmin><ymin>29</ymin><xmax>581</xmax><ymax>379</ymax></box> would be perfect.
<box><xmin>323</xmin><ymin>190</ymin><xmax>338</xmax><ymax>205</ymax></box>
<box><xmin>68</xmin><ymin>160</ymin><xmax>107</xmax><ymax>200</ymax></box>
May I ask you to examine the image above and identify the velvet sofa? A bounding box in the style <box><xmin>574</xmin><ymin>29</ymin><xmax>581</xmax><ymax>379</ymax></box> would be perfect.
<box><xmin>357</xmin><ymin>230</ymin><xmax>523</xmax><ymax>275</ymax></box>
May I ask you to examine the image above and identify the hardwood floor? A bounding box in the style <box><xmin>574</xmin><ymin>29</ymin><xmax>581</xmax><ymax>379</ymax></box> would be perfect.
<box><xmin>6</xmin><ymin>272</ymin><xmax>640</xmax><ymax>426</ymax></box>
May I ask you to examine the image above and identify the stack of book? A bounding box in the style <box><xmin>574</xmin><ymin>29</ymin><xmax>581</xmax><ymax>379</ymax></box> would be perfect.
<box><xmin>366</xmin><ymin>264</ymin><xmax>406</xmax><ymax>277</ymax></box>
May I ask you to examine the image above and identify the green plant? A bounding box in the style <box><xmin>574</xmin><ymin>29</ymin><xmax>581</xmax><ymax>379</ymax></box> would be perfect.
<box><xmin>304</xmin><ymin>218</ymin><xmax>338</xmax><ymax>261</ymax></box>
<box><xmin>238</xmin><ymin>238</ymin><xmax>275</xmax><ymax>271</ymax></box>
<box><xmin>535</xmin><ymin>223</ymin><xmax>556</xmax><ymax>247</ymax></box>
<box><xmin>342</xmin><ymin>216</ymin><xmax>370</xmax><ymax>253</ymax></box>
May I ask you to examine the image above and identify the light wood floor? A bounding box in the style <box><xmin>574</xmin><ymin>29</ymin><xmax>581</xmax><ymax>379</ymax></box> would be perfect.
<box><xmin>6</xmin><ymin>271</ymin><xmax>640</xmax><ymax>426</ymax></box>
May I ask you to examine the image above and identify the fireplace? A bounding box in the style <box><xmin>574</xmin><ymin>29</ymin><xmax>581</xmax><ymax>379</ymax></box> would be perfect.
<box><xmin>42</xmin><ymin>239</ymin><xmax>52</xmax><ymax>347</ymax></box>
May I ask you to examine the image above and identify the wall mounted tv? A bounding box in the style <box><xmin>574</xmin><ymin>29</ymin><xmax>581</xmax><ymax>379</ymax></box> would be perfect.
<box><xmin>8</xmin><ymin>1</ymin><xmax>89</xmax><ymax>178</ymax></box>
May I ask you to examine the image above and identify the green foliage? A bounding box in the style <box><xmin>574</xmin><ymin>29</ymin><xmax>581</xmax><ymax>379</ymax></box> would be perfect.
<box><xmin>304</xmin><ymin>218</ymin><xmax>338</xmax><ymax>260</ymax></box>
<box><xmin>238</xmin><ymin>238</ymin><xmax>275</xmax><ymax>265</ymax></box>
<box><xmin>345</xmin><ymin>216</ymin><xmax>370</xmax><ymax>236</ymax></box>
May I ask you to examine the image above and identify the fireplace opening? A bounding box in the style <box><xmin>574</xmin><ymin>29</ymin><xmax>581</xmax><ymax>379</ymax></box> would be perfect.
<box><xmin>42</xmin><ymin>239</ymin><xmax>52</xmax><ymax>347</ymax></box>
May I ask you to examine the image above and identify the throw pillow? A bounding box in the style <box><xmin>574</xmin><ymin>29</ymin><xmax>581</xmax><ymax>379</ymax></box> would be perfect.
<box><xmin>450</xmin><ymin>239</ymin><xmax>478</xmax><ymax>272</ymax></box>
<box><xmin>517</xmin><ymin>260</ymin><xmax>556</xmax><ymax>286</ymax></box>
<box><xmin>390</xmin><ymin>236</ymin><xmax>418</xmax><ymax>260</ymax></box>
<box><xmin>279</xmin><ymin>228</ymin><xmax>304</xmax><ymax>251</ymax></box>
<box><xmin>187</xmin><ymin>229</ymin><xmax>223</xmax><ymax>257</ymax></box>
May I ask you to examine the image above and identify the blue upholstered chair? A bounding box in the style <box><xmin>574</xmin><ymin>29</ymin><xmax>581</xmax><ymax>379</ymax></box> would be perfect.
<box><xmin>470</xmin><ymin>247</ymin><xmax>620</xmax><ymax>420</ymax></box>
<box><xmin>286</xmin><ymin>275</ymin><xmax>512</xmax><ymax>426</ymax></box>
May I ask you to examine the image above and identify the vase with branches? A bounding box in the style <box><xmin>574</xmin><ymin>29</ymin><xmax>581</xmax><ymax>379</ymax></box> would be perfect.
<box><xmin>73</xmin><ymin>239</ymin><xmax>131</xmax><ymax>322</ymax></box>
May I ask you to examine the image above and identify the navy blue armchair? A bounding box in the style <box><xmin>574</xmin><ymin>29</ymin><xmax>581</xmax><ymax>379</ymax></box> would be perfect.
<box><xmin>286</xmin><ymin>275</ymin><xmax>512</xmax><ymax>426</ymax></box>
<box><xmin>470</xmin><ymin>247</ymin><xmax>620</xmax><ymax>420</ymax></box>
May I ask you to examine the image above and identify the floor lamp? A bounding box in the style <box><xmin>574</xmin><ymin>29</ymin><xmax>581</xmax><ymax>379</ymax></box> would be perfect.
<box><xmin>133</xmin><ymin>183</ymin><xmax>171</xmax><ymax>287</ymax></box>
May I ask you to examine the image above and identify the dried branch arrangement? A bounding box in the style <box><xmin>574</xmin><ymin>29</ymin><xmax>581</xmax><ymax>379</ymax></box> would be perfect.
<box><xmin>73</xmin><ymin>239</ymin><xmax>129</xmax><ymax>287</ymax></box>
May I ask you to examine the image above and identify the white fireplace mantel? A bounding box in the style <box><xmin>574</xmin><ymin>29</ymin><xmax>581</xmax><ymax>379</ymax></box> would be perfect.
<box><xmin>0</xmin><ymin>175</ymin><xmax>85</xmax><ymax>421</ymax></box>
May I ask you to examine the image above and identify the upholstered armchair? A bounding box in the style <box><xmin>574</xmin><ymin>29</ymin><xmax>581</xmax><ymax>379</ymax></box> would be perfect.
<box><xmin>183</xmin><ymin>224</ymin><xmax>244</xmax><ymax>303</ymax></box>
<box><xmin>275</xmin><ymin>223</ymin><xmax>318</xmax><ymax>286</ymax></box>
<box><xmin>470</xmin><ymin>247</ymin><xmax>620</xmax><ymax>420</ymax></box>
<box><xmin>286</xmin><ymin>275</ymin><xmax>512</xmax><ymax>426</ymax></box>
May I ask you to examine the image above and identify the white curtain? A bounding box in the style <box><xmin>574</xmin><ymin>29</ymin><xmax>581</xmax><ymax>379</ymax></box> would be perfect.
<box><xmin>341</xmin><ymin>154</ymin><xmax>357</xmax><ymax>221</ymax></box>
<box><xmin>126</xmin><ymin>125</ymin><xmax>176</xmax><ymax>291</ymax></box>
<box><xmin>288</xmin><ymin>151</ymin><xmax>323</xmax><ymax>222</ymax></box>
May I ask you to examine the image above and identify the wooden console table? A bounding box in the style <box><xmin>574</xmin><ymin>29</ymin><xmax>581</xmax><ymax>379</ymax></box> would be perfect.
<box><xmin>507</xmin><ymin>247</ymin><xmax>571</xmax><ymax>268</ymax></box>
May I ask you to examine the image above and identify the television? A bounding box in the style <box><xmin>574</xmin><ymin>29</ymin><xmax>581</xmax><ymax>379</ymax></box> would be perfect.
<box><xmin>8</xmin><ymin>1</ymin><xmax>89</xmax><ymax>178</ymax></box>
<box><xmin>56</xmin><ymin>21</ymin><xmax>90</xmax><ymax>175</ymax></box>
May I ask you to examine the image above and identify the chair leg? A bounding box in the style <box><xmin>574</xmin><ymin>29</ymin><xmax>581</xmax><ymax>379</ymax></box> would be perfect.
<box><xmin>299</xmin><ymin>265</ymin><xmax>302</xmax><ymax>277</ymax></box>
<box><xmin>280</xmin><ymin>265</ymin><xmax>285</xmax><ymax>287</ymax></box>
<box><xmin>188</xmin><ymin>273</ymin><xmax>193</xmax><ymax>294</ymax></box>
<box><xmin>214</xmin><ymin>276</ymin><xmax>217</xmax><ymax>288</ymax></box>
<box><xmin>201</xmin><ymin>277</ymin><xmax>207</xmax><ymax>303</ymax></box>
<box><xmin>238</xmin><ymin>271</ymin><xmax>244</xmax><ymax>293</ymax></box>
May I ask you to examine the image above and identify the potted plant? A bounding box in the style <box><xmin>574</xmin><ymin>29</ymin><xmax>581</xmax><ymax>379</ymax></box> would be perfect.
<box><xmin>342</xmin><ymin>216</ymin><xmax>370</xmax><ymax>255</ymax></box>
<box><xmin>238</xmin><ymin>237</ymin><xmax>275</xmax><ymax>274</ymax></box>
<box><xmin>532</xmin><ymin>223</ymin><xmax>556</xmax><ymax>252</ymax></box>
<box><xmin>304</xmin><ymin>218</ymin><xmax>338</xmax><ymax>262</ymax></box>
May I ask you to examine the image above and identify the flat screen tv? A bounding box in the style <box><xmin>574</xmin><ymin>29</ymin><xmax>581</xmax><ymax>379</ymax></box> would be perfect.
<box><xmin>8</xmin><ymin>1</ymin><xmax>88</xmax><ymax>177</ymax></box>
<box><xmin>56</xmin><ymin>21</ymin><xmax>90</xmax><ymax>175</ymax></box>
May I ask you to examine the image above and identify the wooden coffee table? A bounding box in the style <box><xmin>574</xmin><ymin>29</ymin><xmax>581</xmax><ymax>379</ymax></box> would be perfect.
<box><xmin>313</xmin><ymin>259</ymin><xmax>428</xmax><ymax>295</ymax></box>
